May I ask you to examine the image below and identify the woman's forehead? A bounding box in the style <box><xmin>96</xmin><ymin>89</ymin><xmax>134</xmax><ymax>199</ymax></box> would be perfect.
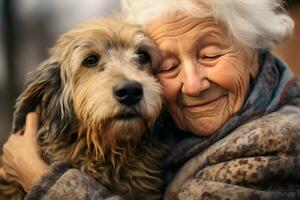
<box><xmin>145</xmin><ymin>11</ymin><xmax>223</xmax><ymax>43</ymax></box>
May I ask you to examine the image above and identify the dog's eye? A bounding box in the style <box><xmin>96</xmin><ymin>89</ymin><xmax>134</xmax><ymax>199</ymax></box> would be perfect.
<box><xmin>82</xmin><ymin>54</ymin><xmax>100</xmax><ymax>68</ymax></box>
<box><xmin>137</xmin><ymin>51</ymin><xmax>151</xmax><ymax>65</ymax></box>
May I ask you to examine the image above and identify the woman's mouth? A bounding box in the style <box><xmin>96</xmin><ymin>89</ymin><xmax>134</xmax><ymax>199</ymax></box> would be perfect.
<box><xmin>183</xmin><ymin>95</ymin><xmax>226</xmax><ymax>112</ymax></box>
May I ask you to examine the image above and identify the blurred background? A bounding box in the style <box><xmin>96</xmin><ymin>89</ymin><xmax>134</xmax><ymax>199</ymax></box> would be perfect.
<box><xmin>0</xmin><ymin>0</ymin><xmax>299</xmax><ymax>147</ymax></box>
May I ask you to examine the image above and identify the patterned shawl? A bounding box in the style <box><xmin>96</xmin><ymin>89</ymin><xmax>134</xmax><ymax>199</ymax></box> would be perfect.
<box><xmin>159</xmin><ymin>50</ymin><xmax>300</xmax><ymax>181</ymax></box>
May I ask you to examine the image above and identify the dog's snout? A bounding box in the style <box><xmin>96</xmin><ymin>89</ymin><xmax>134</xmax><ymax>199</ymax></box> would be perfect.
<box><xmin>113</xmin><ymin>80</ymin><xmax>143</xmax><ymax>106</ymax></box>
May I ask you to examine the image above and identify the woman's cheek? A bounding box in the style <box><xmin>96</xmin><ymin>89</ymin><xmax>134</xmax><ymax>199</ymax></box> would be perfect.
<box><xmin>209</xmin><ymin>59</ymin><xmax>246</xmax><ymax>93</ymax></box>
<box><xmin>158</xmin><ymin>77</ymin><xmax>179</xmax><ymax>105</ymax></box>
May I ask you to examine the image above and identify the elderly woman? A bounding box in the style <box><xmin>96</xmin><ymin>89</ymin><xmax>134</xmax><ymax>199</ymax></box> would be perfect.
<box><xmin>1</xmin><ymin>0</ymin><xmax>300</xmax><ymax>199</ymax></box>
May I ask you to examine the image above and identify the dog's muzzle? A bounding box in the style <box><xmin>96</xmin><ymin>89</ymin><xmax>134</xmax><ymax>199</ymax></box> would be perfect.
<box><xmin>113</xmin><ymin>80</ymin><xmax>143</xmax><ymax>107</ymax></box>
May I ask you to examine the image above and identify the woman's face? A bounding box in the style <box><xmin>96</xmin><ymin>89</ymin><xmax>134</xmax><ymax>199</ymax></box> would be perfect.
<box><xmin>146</xmin><ymin>11</ymin><xmax>258</xmax><ymax>136</ymax></box>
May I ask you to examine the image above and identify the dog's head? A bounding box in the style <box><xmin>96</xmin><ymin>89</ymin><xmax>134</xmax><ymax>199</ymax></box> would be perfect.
<box><xmin>13</xmin><ymin>19</ymin><xmax>162</xmax><ymax>157</ymax></box>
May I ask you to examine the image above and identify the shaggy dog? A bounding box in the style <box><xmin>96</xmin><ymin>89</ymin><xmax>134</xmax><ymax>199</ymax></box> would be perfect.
<box><xmin>0</xmin><ymin>19</ymin><xmax>166</xmax><ymax>200</ymax></box>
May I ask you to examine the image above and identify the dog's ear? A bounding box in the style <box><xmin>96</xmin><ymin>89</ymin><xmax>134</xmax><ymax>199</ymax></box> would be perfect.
<box><xmin>12</xmin><ymin>58</ymin><xmax>63</xmax><ymax>133</ymax></box>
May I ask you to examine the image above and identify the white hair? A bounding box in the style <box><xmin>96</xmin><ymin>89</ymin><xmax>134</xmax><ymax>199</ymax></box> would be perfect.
<box><xmin>121</xmin><ymin>0</ymin><xmax>294</xmax><ymax>49</ymax></box>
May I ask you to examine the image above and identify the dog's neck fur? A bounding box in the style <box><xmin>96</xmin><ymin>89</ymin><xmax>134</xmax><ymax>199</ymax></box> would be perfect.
<box><xmin>37</xmin><ymin>115</ymin><xmax>165</xmax><ymax>200</ymax></box>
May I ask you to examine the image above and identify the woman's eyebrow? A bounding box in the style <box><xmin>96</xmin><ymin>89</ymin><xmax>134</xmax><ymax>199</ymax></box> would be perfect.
<box><xmin>159</xmin><ymin>48</ymin><xmax>180</xmax><ymax>59</ymax></box>
<box><xmin>160</xmin><ymin>33</ymin><xmax>225</xmax><ymax>55</ymax></box>
<box><xmin>193</xmin><ymin>31</ymin><xmax>226</xmax><ymax>47</ymax></box>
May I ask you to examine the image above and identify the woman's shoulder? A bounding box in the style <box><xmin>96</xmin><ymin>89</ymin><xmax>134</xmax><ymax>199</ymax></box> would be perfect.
<box><xmin>165</xmin><ymin>99</ymin><xmax>300</xmax><ymax>199</ymax></box>
<box><xmin>256</xmin><ymin>98</ymin><xmax>300</xmax><ymax>127</ymax></box>
<box><xmin>235</xmin><ymin>100</ymin><xmax>300</xmax><ymax>139</ymax></box>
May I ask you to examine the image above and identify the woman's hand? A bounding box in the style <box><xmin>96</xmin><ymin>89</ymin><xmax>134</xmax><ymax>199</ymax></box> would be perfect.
<box><xmin>0</xmin><ymin>112</ymin><xmax>49</xmax><ymax>192</ymax></box>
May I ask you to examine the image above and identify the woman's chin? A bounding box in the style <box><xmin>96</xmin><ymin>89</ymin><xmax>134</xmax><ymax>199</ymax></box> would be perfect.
<box><xmin>186</xmin><ymin>117</ymin><xmax>224</xmax><ymax>136</ymax></box>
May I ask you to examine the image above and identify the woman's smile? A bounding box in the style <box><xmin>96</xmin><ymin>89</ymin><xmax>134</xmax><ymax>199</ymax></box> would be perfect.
<box><xmin>182</xmin><ymin>95</ymin><xmax>227</xmax><ymax>113</ymax></box>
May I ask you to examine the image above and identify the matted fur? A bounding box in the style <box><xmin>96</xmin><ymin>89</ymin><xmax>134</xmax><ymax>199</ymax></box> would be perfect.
<box><xmin>0</xmin><ymin>19</ymin><xmax>167</xmax><ymax>200</ymax></box>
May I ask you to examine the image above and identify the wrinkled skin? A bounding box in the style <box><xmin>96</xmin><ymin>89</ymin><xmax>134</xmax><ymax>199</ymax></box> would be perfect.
<box><xmin>146</xmin><ymin>11</ymin><xmax>258</xmax><ymax>136</ymax></box>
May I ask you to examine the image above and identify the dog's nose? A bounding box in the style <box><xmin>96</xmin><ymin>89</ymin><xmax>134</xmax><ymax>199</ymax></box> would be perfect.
<box><xmin>113</xmin><ymin>80</ymin><xmax>144</xmax><ymax>106</ymax></box>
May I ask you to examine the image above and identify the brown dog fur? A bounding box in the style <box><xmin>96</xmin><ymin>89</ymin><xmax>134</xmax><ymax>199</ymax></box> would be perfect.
<box><xmin>0</xmin><ymin>18</ymin><xmax>167</xmax><ymax>200</ymax></box>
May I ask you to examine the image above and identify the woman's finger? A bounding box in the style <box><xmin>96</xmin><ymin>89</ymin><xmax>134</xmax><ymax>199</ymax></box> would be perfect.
<box><xmin>0</xmin><ymin>167</ymin><xmax>18</xmax><ymax>183</ymax></box>
<box><xmin>2</xmin><ymin>142</ymin><xmax>14</xmax><ymax>160</ymax></box>
<box><xmin>2</xmin><ymin>166</ymin><xmax>15</xmax><ymax>177</ymax></box>
<box><xmin>24</xmin><ymin>112</ymin><xmax>39</xmax><ymax>138</ymax></box>
<box><xmin>2</xmin><ymin>155</ymin><xmax>14</xmax><ymax>172</ymax></box>
<box><xmin>0</xmin><ymin>168</ymin><xmax>8</xmax><ymax>180</ymax></box>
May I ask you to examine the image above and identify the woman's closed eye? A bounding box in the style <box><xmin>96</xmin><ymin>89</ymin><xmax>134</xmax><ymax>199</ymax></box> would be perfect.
<box><xmin>160</xmin><ymin>65</ymin><xmax>177</xmax><ymax>73</ymax></box>
<box><xmin>157</xmin><ymin>59</ymin><xmax>180</xmax><ymax>74</ymax></box>
<box><xmin>198</xmin><ymin>45</ymin><xmax>224</xmax><ymax>62</ymax></box>
<box><xmin>200</xmin><ymin>54</ymin><xmax>222</xmax><ymax>61</ymax></box>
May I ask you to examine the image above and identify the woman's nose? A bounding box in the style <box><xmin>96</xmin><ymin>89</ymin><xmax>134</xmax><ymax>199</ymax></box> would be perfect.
<box><xmin>181</xmin><ymin>61</ymin><xmax>210</xmax><ymax>96</ymax></box>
